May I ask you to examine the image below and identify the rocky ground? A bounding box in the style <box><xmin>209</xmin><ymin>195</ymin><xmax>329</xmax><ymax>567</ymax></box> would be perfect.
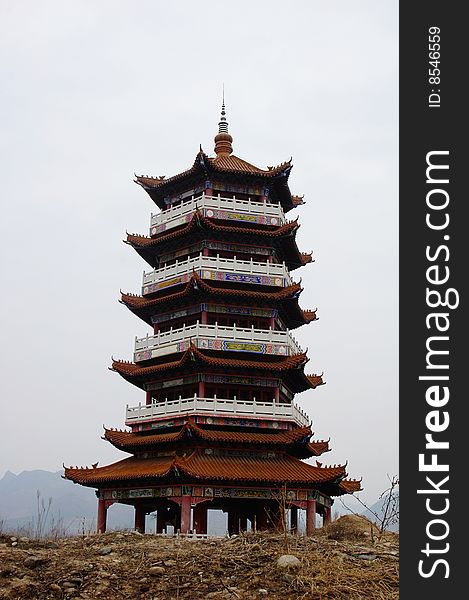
<box><xmin>0</xmin><ymin>516</ymin><xmax>399</xmax><ymax>599</ymax></box>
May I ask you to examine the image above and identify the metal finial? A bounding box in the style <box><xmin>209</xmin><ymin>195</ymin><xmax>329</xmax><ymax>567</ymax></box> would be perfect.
<box><xmin>218</xmin><ymin>87</ymin><xmax>228</xmax><ymax>134</ymax></box>
<box><xmin>214</xmin><ymin>85</ymin><xmax>233</xmax><ymax>155</ymax></box>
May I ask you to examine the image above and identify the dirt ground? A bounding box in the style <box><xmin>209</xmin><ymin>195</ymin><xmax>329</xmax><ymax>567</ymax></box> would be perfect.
<box><xmin>0</xmin><ymin>516</ymin><xmax>399</xmax><ymax>599</ymax></box>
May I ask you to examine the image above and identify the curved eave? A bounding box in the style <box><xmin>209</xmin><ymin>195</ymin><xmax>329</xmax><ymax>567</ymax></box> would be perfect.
<box><xmin>307</xmin><ymin>440</ymin><xmax>330</xmax><ymax>456</ymax></box>
<box><xmin>111</xmin><ymin>347</ymin><xmax>309</xmax><ymax>378</ymax></box>
<box><xmin>135</xmin><ymin>151</ymin><xmax>296</xmax><ymax>211</ymax></box>
<box><xmin>126</xmin><ymin>216</ymin><xmax>307</xmax><ymax>271</ymax></box>
<box><xmin>63</xmin><ymin>455</ymin><xmax>176</xmax><ymax>487</ymax></box>
<box><xmin>339</xmin><ymin>478</ymin><xmax>363</xmax><ymax>494</ymax></box>
<box><xmin>120</xmin><ymin>274</ymin><xmax>313</xmax><ymax>329</ymax></box>
<box><xmin>63</xmin><ymin>451</ymin><xmax>348</xmax><ymax>488</ymax></box>
<box><xmin>112</xmin><ymin>365</ymin><xmax>322</xmax><ymax>395</ymax></box>
<box><xmin>110</xmin><ymin>347</ymin><xmax>322</xmax><ymax>393</ymax></box>
<box><xmin>121</xmin><ymin>276</ymin><xmax>303</xmax><ymax>308</ymax></box>
<box><xmin>103</xmin><ymin>422</ymin><xmax>314</xmax><ymax>451</ymax></box>
<box><xmin>127</xmin><ymin>215</ymin><xmax>300</xmax><ymax>249</ymax></box>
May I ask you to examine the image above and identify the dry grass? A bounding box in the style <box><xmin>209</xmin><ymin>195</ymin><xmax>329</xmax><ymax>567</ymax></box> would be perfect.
<box><xmin>0</xmin><ymin>516</ymin><xmax>399</xmax><ymax>599</ymax></box>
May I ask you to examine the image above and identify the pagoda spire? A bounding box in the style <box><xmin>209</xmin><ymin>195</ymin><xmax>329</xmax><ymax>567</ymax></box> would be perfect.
<box><xmin>214</xmin><ymin>90</ymin><xmax>233</xmax><ymax>156</ymax></box>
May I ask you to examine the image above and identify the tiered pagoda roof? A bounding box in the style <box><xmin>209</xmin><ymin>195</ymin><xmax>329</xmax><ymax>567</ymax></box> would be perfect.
<box><xmin>102</xmin><ymin>421</ymin><xmax>330</xmax><ymax>459</ymax></box>
<box><xmin>126</xmin><ymin>212</ymin><xmax>310</xmax><ymax>270</ymax></box>
<box><xmin>120</xmin><ymin>272</ymin><xmax>317</xmax><ymax>329</ymax></box>
<box><xmin>135</xmin><ymin>151</ymin><xmax>295</xmax><ymax>212</ymax></box>
<box><xmin>111</xmin><ymin>345</ymin><xmax>324</xmax><ymax>393</ymax></box>
<box><xmin>64</xmin><ymin>452</ymin><xmax>359</xmax><ymax>496</ymax></box>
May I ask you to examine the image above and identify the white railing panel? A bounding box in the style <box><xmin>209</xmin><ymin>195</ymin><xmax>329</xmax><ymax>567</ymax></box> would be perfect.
<box><xmin>125</xmin><ymin>396</ymin><xmax>310</xmax><ymax>427</ymax></box>
<box><xmin>149</xmin><ymin>193</ymin><xmax>285</xmax><ymax>234</ymax></box>
<box><xmin>133</xmin><ymin>322</ymin><xmax>302</xmax><ymax>362</ymax></box>
<box><xmin>142</xmin><ymin>254</ymin><xmax>291</xmax><ymax>292</ymax></box>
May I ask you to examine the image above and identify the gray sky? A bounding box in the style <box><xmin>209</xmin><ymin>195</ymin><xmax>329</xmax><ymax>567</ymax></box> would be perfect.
<box><xmin>0</xmin><ymin>1</ymin><xmax>398</xmax><ymax>504</ymax></box>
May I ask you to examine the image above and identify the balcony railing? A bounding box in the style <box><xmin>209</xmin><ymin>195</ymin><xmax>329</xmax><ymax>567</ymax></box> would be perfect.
<box><xmin>142</xmin><ymin>253</ymin><xmax>292</xmax><ymax>295</ymax></box>
<box><xmin>125</xmin><ymin>395</ymin><xmax>310</xmax><ymax>427</ymax></box>
<box><xmin>149</xmin><ymin>193</ymin><xmax>286</xmax><ymax>235</ymax></box>
<box><xmin>134</xmin><ymin>321</ymin><xmax>303</xmax><ymax>362</ymax></box>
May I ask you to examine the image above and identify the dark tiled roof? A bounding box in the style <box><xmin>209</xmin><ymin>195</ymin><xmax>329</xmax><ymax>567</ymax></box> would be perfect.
<box><xmin>111</xmin><ymin>346</ymin><xmax>311</xmax><ymax>378</ymax></box>
<box><xmin>121</xmin><ymin>273</ymin><xmax>303</xmax><ymax>308</ymax></box>
<box><xmin>103</xmin><ymin>422</ymin><xmax>313</xmax><ymax>449</ymax></box>
<box><xmin>121</xmin><ymin>274</ymin><xmax>316</xmax><ymax>329</ymax></box>
<box><xmin>64</xmin><ymin>455</ymin><xmax>175</xmax><ymax>484</ymax></box>
<box><xmin>134</xmin><ymin>152</ymin><xmax>292</xmax><ymax>192</ymax></box>
<box><xmin>64</xmin><ymin>451</ymin><xmax>347</xmax><ymax>486</ymax></box>
<box><xmin>126</xmin><ymin>213</ymin><xmax>299</xmax><ymax>248</ymax></box>
<box><xmin>208</xmin><ymin>154</ymin><xmax>291</xmax><ymax>177</ymax></box>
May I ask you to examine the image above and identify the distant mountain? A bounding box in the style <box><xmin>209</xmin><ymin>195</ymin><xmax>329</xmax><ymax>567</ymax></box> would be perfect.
<box><xmin>0</xmin><ymin>469</ymin><xmax>133</xmax><ymax>535</ymax></box>
<box><xmin>0</xmin><ymin>470</ymin><xmax>227</xmax><ymax>536</ymax></box>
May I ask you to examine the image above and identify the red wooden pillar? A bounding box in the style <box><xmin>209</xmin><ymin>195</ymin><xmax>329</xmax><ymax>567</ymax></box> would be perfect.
<box><xmin>97</xmin><ymin>498</ymin><xmax>107</xmax><ymax>533</ymax></box>
<box><xmin>306</xmin><ymin>500</ymin><xmax>316</xmax><ymax>536</ymax></box>
<box><xmin>153</xmin><ymin>322</ymin><xmax>159</xmax><ymax>334</ymax></box>
<box><xmin>180</xmin><ymin>496</ymin><xmax>191</xmax><ymax>534</ymax></box>
<box><xmin>273</xmin><ymin>387</ymin><xmax>280</xmax><ymax>402</ymax></box>
<box><xmin>269</xmin><ymin>316</ymin><xmax>276</xmax><ymax>329</ymax></box>
<box><xmin>290</xmin><ymin>506</ymin><xmax>298</xmax><ymax>532</ymax></box>
<box><xmin>134</xmin><ymin>504</ymin><xmax>146</xmax><ymax>533</ymax></box>
<box><xmin>145</xmin><ymin>391</ymin><xmax>152</xmax><ymax>405</ymax></box>
<box><xmin>202</xmin><ymin>247</ymin><xmax>210</xmax><ymax>257</ymax></box>
<box><xmin>193</xmin><ymin>503</ymin><xmax>208</xmax><ymax>534</ymax></box>
<box><xmin>198</xmin><ymin>380</ymin><xmax>205</xmax><ymax>397</ymax></box>
<box><xmin>200</xmin><ymin>310</ymin><xmax>208</xmax><ymax>324</ymax></box>
<box><xmin>323</xmin><ymin>506</ymin><xmax>332</xmax><ymax>527</ymax></box>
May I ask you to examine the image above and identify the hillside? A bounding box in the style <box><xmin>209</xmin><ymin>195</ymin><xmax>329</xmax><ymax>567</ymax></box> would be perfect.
<box><xmin>0</xmin><ymin>516</ymin><xmax>398</xmax><ymax>599</ymax></box>
<box><xmin>0</xmin><ymin>470</ymin><xmax>133</xmax><ymax>535</ymax></box>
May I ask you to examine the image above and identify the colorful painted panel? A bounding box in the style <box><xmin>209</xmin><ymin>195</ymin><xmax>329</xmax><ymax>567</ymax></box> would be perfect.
<box><xmin>202</xmin><ymin>271</ymin><xmax>284</xmax><ymax>287</ymax></box>
<box><xmin>151</xmin><ymin>305</ymin><xmax>201</xmax><ymax>325</ymax></box>
<box><xmin>195</xmin><ymin>338</ymin><xmax>288</xmax><ymax>355</ymax></box>
<box><xmin>143</xmin><ymin>269</ymin><xmax>284</xmax><ymax>296</ymax></box>
<box><xmin>100</xmin><ymin>485</ymin><xmax>320</xmax><ymax>502</ymax></box>
<box><xmin>158</xmin><ymin>241</ymin><xmax>274</xmax><ymax>264</ymax></box>
<box><xmin>145</xmin><ymin>375</ymin><xmax>198</xmax><ymax>391</ymax></box>
<box><xmin>205</xmin><ymin>240</ymin><xmax>273</xmax><ymax>257</ymax></box>
<box><xmin>158</xmin><ymin>242</ymin><xmax>205</xmax><ymax>264</ymax></box>
<box><xmin>199</xmin><ymin>416</ymin><xmax>289</xmax><ymax>430</ymax></box>
<box><xmin>203</xmin><ymin>208</ymin><xmax>280</xmax><ymax>227</ymax></box>
<box><xmin>202</xmin><ymin>374</ymin><xmax>278</xmax><ymax>387</ymax></box>
<box><xmin>204</xmin><ymin>304</ymin><xmax>276</xmax><ymax>318</ymax></box>
<box><xmin>142</xmin><ymin>272</ymin><xmax>191</xmax><ymax>295</ymax></box>
<box><xmin>212</xmin><ymin>181</ymin><xmax>265</xmax><ymax>196</ymax></box>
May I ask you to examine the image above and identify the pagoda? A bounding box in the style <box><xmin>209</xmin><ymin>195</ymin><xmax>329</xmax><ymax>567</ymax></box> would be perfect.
<box><xmin>64</xmin><ymin>102</ymin><xmax>361</xmax><ymax>536</ymax></box>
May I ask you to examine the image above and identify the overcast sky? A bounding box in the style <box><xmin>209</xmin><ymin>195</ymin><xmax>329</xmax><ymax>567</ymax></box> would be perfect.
<box><xmin>0</xmin><ymin>1</ymin><xmax>398</xmax><ymax>505</ymax></box>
